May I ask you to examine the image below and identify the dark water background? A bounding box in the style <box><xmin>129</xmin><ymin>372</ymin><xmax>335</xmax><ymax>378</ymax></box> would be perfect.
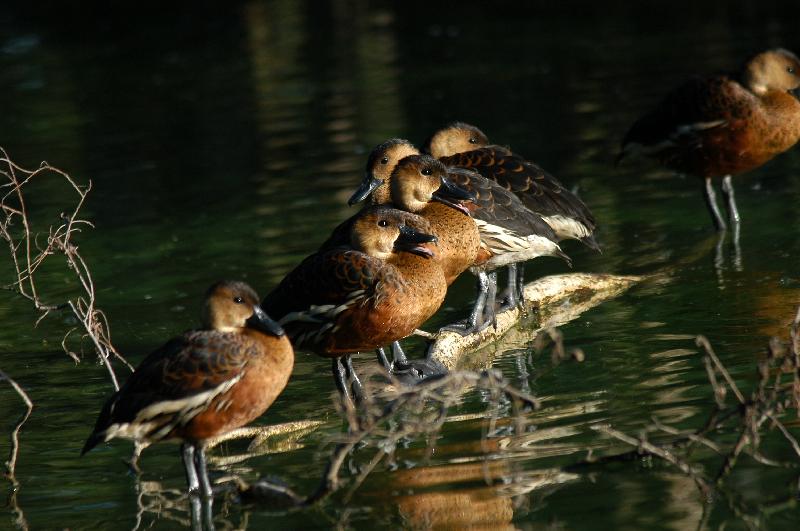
<box><xmin>1</xmin><ymin>1</ymin><xmax>800</xmax><ymax>528</ymax></box>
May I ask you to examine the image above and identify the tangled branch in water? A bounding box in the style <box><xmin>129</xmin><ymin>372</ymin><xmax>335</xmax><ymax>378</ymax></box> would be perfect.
<box><xmin>579</xmin><ymin>310</ymin><xmax>800</xmax><ymax>527</ymax></box>
<box><xmin>0</xmin><ymin>148</ymin><xmax>131</xmax><ymax>390</ymax></box>
<box><xmin>238</xmin><ymin>368</ymin><xmax>539</xmax><ymax>506</ymax></box>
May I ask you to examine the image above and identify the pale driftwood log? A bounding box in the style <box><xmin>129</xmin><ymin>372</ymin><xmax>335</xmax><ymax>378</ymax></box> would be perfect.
<box><xmin>205</xmin><ymin>420</ymin><xmax>324</xmax><ymax>466</ymax></box>
<box><xmin>427</xmin><ymin>272</ymin><xmax>641</xmax><ymax>371</ymax></box>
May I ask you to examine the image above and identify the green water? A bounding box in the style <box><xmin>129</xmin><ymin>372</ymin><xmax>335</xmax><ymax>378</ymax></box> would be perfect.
<box><xmin>2</xmin><ymin>1</ymin><xmax>800</xmax><ymax>529</ymax></box>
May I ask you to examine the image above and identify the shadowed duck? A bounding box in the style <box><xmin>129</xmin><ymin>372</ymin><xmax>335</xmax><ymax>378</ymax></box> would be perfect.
<box><xmin>617</xmin><ymin>48</ymin><xmax>800</xmax><ymax>233</ymax></box>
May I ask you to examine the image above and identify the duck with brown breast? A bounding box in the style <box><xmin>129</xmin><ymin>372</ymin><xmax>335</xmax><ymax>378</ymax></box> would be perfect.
<box><xmin>261</xmin><ymin>206</ymin><xmax>446</xmax><ymax>400</ymax></box>
<box><xmin>351</xmin><ymin>139</ymin><xmax>569</xmax><ymax>337</ymax></box>
<box><xmin>82</xmin><ymin>281</ymin><xmax>293</xmax><ymax>503</ymax></box>
<box><xmin>617</xmin><ymin>48</ymin><xmax>800</xmax><ymax>233</ymax></box>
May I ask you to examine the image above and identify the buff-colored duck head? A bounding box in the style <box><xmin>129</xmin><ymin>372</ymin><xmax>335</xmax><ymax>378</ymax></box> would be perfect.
<box><xmin>741</xmin><ymin>48</ymin><xmax>800</xmax><ymax>97</ymax></box>
<box><xmin>202</xmin><ymin>281</ymin><xmax>284</xmax><ymax>336</ymax></box>
<box><xmin>349</xmin><ymin>205</ymin><xmax>438</xmax><ymax>260</ymax></box>
<box><xmin>349</xmin><ymin>138</ymin><xmax>420</xmax><ymax>205</ymax></box>
<box><xmin>389</xmin><ymin>154</ymin><xmax>475</xmax><ymax>215</ymax></box>
<box><xmin>423</xmin><ymin>122</ymin><xmax>490</xmax><ymax>158</ymax></box>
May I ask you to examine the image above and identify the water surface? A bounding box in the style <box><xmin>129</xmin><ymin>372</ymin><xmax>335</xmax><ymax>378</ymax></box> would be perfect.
<box><xmin>2</xmin><ymin>1</ymin><xmax>800</xmax><ymax>529</ymax></box>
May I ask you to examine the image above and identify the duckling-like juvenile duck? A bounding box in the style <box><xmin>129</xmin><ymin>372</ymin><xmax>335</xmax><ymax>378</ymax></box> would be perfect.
<box><xmin>82</xmin><ymin>281</ymin><xmax>292</xmax><ymax>499</ymax></box>
<box><xmin>261</xmin><ymin>206</ymin><xmax>445</xmax><ymax>397</ymax></box>
<box><xmin>617</xmin><ymin>48</ymin><xmax>800</xmax><ymax>231</ymax></box>
<box><xmin>423</xmin><ymin>122</ymin><xmax>599</xmax><ymax>252</ymax></box>
<box><xmin>352</xmin><ymin>139</ymin><xmax>568</xmax><ymax>334</ymax></box>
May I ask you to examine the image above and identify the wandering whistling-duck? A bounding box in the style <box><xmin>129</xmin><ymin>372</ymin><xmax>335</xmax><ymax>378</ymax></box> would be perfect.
<box><xmin>352</xmin><ymin>139</ymin><xmax>568</xmax><ymax>334</ymax></box>
<box><xmin>261</xmin><ymin>206</ymin><xmax>445</xmax><ymax>398</ymax></box>
<box><xmin>350</xmin><ymin>152</ymin><xmax>480</xmax><ymax>285</ymax></box>
<box><xmin>82</xmin><ymin>281</ymin><xmax>292</xmax><ymax>499</ymax></box>
<box><xmin>617</xmin><ymin>48</ymin><xmax>800</xmax><ymax>232</ymax></box>
<box><xmin>423</xmin><ymin>122</ymin><xmax>599</xmax><ymax>252</ymax></box>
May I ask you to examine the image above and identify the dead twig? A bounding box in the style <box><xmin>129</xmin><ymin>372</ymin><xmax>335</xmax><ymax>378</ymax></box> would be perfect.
<box><xmin>1</xmin><ymin>368</ymin><xmax>33</xmax><ymax>483</ymax></box>
<box><xmin>0</xmin><ymin>148</ymin><xmax>131</xmax><ymax>388</ymax></box>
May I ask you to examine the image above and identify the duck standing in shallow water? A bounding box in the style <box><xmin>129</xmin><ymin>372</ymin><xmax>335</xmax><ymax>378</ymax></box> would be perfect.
<box><xmin>82</xmin><ymin>281</ymin><xmax>293</xmax><ymax>499</ymax></box>
<box><xmin>261</xmin><ymin>206</ymin><xmax>445</xmax><ymax>398</ymax></box>
<box><xmin>617</xmin><ymin>48</ymin><xmax>800</xmax><ymax>232</ymax></box>
<box><xmin>352</xmin><ymin>140</ymin><xmax>568</xmax><ymax>335</ymax></box>
<box><xmin>423</xmin><ymin>122</ymin><xmax>599</xmax><ymax>252</ymax></box>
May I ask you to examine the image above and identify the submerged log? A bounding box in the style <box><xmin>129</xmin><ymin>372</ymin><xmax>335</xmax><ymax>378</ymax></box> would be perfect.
<box><xmin>426</xmin><ymin>272</ymin><xmax>641</xmax><ymax>371</ymax></box>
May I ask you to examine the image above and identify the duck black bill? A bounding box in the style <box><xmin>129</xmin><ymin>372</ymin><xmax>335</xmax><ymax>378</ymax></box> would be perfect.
<box><xmin>432</xmin><ymin>176</ymin><xmax>476</xmax><ymax>215</ymax></box>
<box><xmin>247</xmin><ymin>305</ymin><xmax>285</xmax><ymax>336</ymax></box>
<box><xmin>790</xmin><ymin>87</ymin><xmax>800</xmax><ymax>101</ymax></box>
<box><xmin>348</xmin><ymin>175</ymin><xmax>384</xmax><ymax>206</ymax></box>
<box><xmin>394</xmin><ymin>224</ymin><xmax>437</xmax><ymax>258</ymax></box>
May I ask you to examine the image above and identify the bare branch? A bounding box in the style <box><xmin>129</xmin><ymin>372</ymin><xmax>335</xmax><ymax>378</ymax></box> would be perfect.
<box><xmin>0</xmin><ymin>148</ymin><xmax>129</xmax><ymax>389</ymax></box>
<box><xmin>1</xmin><ymin>368</ymin><xmax>33</xmax><ymax>483</ymax></box>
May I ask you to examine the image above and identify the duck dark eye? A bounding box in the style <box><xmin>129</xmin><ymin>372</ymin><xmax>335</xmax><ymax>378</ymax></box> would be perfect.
<box><xmin>468</xmin><ymin>137</ymin><xmax>477</xmax><ymax>144</ymax></box>
<box><xmin>380</xmin><ymin>157</ymin><xmax>389</xmax><ymax>164</ymax></box>
<box><xmin>378</xmin><ymin>219</ymin><xmax>389</xmax><ymax>227</ymax></box>
<box><xmin>233</xmin><ymin>296</ymin><xmax>244</xmax><ymax>304</ymax></box>
<box><xmin>788</xmin><ymin>66</ymin><xmax>796</xmax><ymax>74</ymax></box>
<box><xmin>421</xmin><ymin>168</ymin><xmax>432</xmax><ymax>176</ymax></box>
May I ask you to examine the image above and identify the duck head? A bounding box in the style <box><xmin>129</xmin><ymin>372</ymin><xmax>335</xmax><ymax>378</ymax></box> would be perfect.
<box><xmin>349</xmin><ymin>138</ymin><xmax>420</xmax><ymax>205</ymax></box>
<box><xmin>741</xmin><ymin>48</ymin><xmax>800</xmax><ymax>99</ymax></box>
<box><xmin>350</xmin><ymin>205</ymin><xmax>438</xmax><ymax>260</ymax></box>
<box><xmin>203</xmin><ymin>281</ymin><xmax>284</xmax><ymax>336</ymax></box>
<box><xmin>390</xmin><ymin>154</ymin><xmax>476</xmax><ymax>215</ymax></box>
<box><xmin>423</xmin><ymin>122</ymin><xmax>490</xmax><ymax>158</ymax></box>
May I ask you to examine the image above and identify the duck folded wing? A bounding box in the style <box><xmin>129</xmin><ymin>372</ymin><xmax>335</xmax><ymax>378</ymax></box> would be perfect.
<box><xmin>262</xmin><ymin>249</ymin><xmax>389</xmax><ymax>325</ymax></box>
<box><xmin>440</xmin><ymin>146</ymin><xmax>596</xmax><ymax>229</ymax></box>
<box><xmin>447</xmin><ymin>167</ymin><xmax>559</xmax><ymax>240</ymax></box>
<box><xmin>83</xmin><ymin>332</ymin><xmax>252</xmax><ymax>449</ymax></box>
<box><xmin>621</xmin><ymin>77</ymin><xmax>736</xmax><ymax>152</ymax></box>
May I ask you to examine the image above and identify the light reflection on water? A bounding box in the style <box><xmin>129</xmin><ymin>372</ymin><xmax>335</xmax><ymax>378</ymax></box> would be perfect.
<box><xmin>1</xmin><ymin>0</ymin><xmax>800</xmax><ymax>528</ymax></box>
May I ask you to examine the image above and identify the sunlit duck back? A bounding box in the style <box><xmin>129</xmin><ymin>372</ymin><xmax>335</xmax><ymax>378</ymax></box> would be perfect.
<box><xmin>81</xmin><ymin>281</ymin><xmax>292</xmax><ymax>498</ymax></box>
<box><xmin>617</xmin><ymin>48</ymin><xmax>800</xmax><ymax>231</ymax></box>
<box><xmin>352</xmin><ymin>139</ymin><xmax>569</xmax><ymax>333</ymax></box>
<box><xmin>261</xmin><ymin>206</ymin><xmax>445</xmax><ymax>395</ymax></box>
<box><xmin>423</xmin><ymin>122</ymin><xmax>599</xmax><ymax>251</ymax></box>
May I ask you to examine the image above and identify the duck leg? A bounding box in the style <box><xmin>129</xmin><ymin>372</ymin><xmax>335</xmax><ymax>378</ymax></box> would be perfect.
<box><xmin>440</xmin><ymin>271</ymin><xmax>488</xmax><ymax>335</ymax></box>
<box><xmin>391</xmin><ymin>341</ymin><xmax>409</xmax><ymax>365</ymax></box>
<box><xmin>181</xmin><ymin>443</ymin><xmax>201</xmax><ymax>495</ymax></box>
<box><xmin>202</xmin><ymin>497</ymin><xmax>216</xmax><ymax>531</ymax></box>
<box><xmin>720</xmin><ymin>175</ymin><xmax>740</xmax><ymax>228</ymax></box>
<box><xmin>516</xmin><ymin>264</ymin><xmax>526</xmax><ymax>305</ymax></box>
<box><xmin>704</xmin><ymin>176</ymin><xmax>727</xmax><ymax>231</ymax></box>
<box><xmin>189</xmin><ymin>495</ymin><xmax>203</xmax><ymax>531</ymax></box>
<box><xmin>194</xmin><ymin>445</ymin><xmax>214</xmax><ymax>499</ymax></box>
<box><xmin>376</xmin><ymin>347</ymin><xmax>391</xmax><ymax>371</ymax></box>
<box><xmin>332</xmin><ymin>358</ymin><xmax>353</xmax><ymax>404</ymax></box>
<box><xmin>344</xmin><ymin>355</ymin><xmax>365</xmax><ymax>402</ymax></box>
<box><xmin>482</xmin><ymin>271</ymin><xmax>498</xmax><ymax>327</ymax></box>
<box><xmin>721</xmin><ymin>175</ymin><xmax>742</xmax><ymax>270</ymax></box>
<box><xmin>504</xmin><ymin>264</ymin><xmax>519</xmax><ymax>309</ymax></box>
